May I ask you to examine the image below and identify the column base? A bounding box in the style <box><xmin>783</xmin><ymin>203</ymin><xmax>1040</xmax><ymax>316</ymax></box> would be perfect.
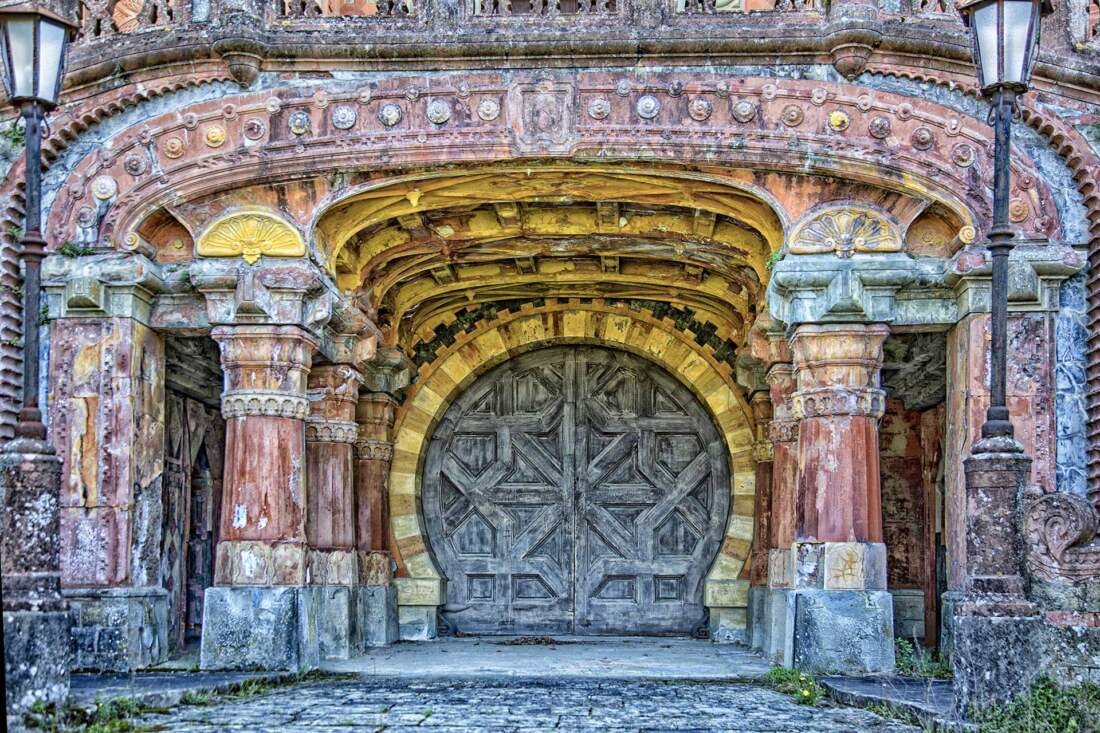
<box><xmin>65</xmin><ymin>587</ymin><xmax>168</xmax><ymax>672</ymax></box>
<box><xmin>951</xmin><ymin>614</ymin><xmax>1046</xmax><ymax>717</ymax></box>
<box><xmin>763</xmin><ymin>587</ymin><xmax>795</xmax><ymax>666</ymax></box>
<box><xmin>792</xmin><ymin>589</ymin><xmax>895</xmax><ymax>674</ymax></box>
<box><xmin>201</xmin><ymin>587</ymin><xmax>320</xmax><ymax>671</ymax></box>
<box><xmin>708</xmin><ymin>607</ymin><xmax>748</xmax><ymax>644</ymax></box>
<box><xmin>398</xmin><ymin>606</ymin><xmax>438</xmax><ymax>641</ymax></box>
<box><xmin>748</xmin><ymin>586</ymin><xmax>767</xmax><ymax>651</ymax></box>
<box><xmin>356</xmin><ymin>585</ymin><xmax>398</xmax><ymax>648</ymax></box>
<box><xmin>4</xmin><ymin>609</ymin><xmax>71</xmax><ymax>723</ymax></box>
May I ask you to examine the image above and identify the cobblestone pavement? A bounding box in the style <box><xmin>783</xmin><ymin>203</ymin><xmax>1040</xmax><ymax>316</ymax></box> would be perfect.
<box><xmin>136</xmin><ymin>678</ymin><xmax>920</xmax><ymax>732</ymax></box>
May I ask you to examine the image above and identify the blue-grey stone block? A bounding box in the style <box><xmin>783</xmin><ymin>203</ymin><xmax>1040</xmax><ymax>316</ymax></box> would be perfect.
<box><xmin>200</xmin><ymin>587</ymin><xmax>320</xmax><ymax>672</ymax></box>
<box><xmin>793</xmin><ymin>590</ymin><xmax>895</xmax><ymax>674</ymax></box>
<box><xmin>398</xmin><ymin>605</ymin><xmax>438</xmax><ymax>641</ymax></box>
<box><xmin>356</xmin><ymin>585</ymin><xmax>398</xmax><ymax>648</ymax></box>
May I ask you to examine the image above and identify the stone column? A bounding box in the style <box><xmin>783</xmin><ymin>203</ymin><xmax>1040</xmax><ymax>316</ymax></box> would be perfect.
<box><xmin>787</xmin><ymin>323</ymin><xmax>894</xmax><ymax>674</ymax></box>
<box><xmin>763</xmin><ymin>362</ymin><xmax>799</xmax><ymax>665</ymax></box>
<box><xmin>304</xmin><ymin>364</ymin><xmax>360</xmax><ymax>660</ymax></box>
<box><xmin>353</xmin><ymin>392</ymin><xmax>399</xmax><ymax>646</ymax></box>
<box><xmin>200</xmin><ymin>324</ymin><xmax>320</xmax><ymax>671</ymax></box>
<box><xmin>747</xmin><ymin>390</ymin><xmax>773</xmax><ymax>651</ymax></box>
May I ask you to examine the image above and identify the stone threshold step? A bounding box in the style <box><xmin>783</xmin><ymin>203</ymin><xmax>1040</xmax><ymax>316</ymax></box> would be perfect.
<box><xmin>821</xmin><ymin>676</ymin><xmax>975</xmax><ymax>732</ymax></box>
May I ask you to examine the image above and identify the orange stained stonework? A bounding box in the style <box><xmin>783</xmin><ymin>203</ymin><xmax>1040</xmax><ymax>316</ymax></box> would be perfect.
<box><xmin>790</xmin><ymin>323</ymin><xmax>890</xmax><ymax>545</ymax></box>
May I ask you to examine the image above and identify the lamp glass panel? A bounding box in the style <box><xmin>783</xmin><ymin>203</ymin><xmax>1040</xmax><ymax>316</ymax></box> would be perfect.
<box><xmin>37</xmin><ymin>19</ymin><xmax>66</xmax><ymax>103</ymax></box>
<box><xmin>6</xmin><ymin>17</ymin><xmax>36</xmax><ymax>98</ymax></box>
<box><xmin>1001</xmin><ymin>0</ymin><xmax>1034</xmax><ymax>85</ymax></box>
<box><xmin>973</xmin><ymin>2</ymin><xmax>1001</xmax><ymax>87</ymax></box>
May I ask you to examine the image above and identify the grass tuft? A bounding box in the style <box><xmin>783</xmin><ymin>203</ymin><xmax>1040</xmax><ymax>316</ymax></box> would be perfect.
<box><xmin>894</xmin><ymin>638</ymin><xmax>952</xmax><ymax>679</ymax></box>
<box><xmin>762</xmin><ymin>666</ymin><xmax>825</xmax><ymax>706</ymax></box>
<box><xmin>971</xmin><ymin>677</ymin><xmax>1100</xmax><ymax>733</ymax></box>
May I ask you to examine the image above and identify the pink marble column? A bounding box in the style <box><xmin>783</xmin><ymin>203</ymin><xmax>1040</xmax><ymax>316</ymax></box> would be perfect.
<box><xmin>791</xmin><ymin>323</ymin><xmax>889</xmax><ymax>546</ymax></box>
<box><xmin>305</xmin><ymin>364</ymin><xmax>360</xmax><ymax>585</ymax></box>
<box><xmin>211</xmin><ymin>324</ymin><xmax>317</xmax><ymax>586</ymax></box>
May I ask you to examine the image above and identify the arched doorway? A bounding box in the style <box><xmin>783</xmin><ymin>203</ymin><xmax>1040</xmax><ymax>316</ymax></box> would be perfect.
<box><xmin>422</xmin><ymin>345</ymin><xmax>731</xmax><ymax>635</ymax></box>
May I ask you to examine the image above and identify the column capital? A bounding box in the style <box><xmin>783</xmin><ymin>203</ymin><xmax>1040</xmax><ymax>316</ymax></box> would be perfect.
<box><xmin>212</xmin><ymin>324</ymin><xmax>318</xmax><ymax>420</ymax></box>
<box><xmin>43</xmin><ymin>251</ymin><xmax>165</xmax><ymax>324</ymax></box>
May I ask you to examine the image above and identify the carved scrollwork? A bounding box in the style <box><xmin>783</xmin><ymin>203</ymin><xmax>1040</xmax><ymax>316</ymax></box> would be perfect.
<box><xmin>221</xmin><ymin>391</ymin><xmax>310</xmax><ymax>419</ymax></box>
<box><xmin>305</xmin><ymin>418</ymin><xmax>359</xmax><ymax>444</ymax></box>
<box><xmin>1025</xmin><ymin>491</ymin><xmax>1100</xmax><ymax>584</ymax></box>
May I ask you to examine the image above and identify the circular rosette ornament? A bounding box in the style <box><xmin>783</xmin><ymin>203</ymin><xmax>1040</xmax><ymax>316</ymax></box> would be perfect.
<box><xmin>587</xmin><ymin>97</ymin><xmax>611</xmax><ymax>120</ymax></box>
<box><xmin>636</xmin><ymin>95</ymin><xmax>661</xmax><ymax>120</ymax></box>
<box><xmin>331</xmin><ymin>105</ymin><xmax>357</xmax><ymax>130</ymax></box>
<box><xmin>477</xmin><ymin>98</ymin><xmax>500</xmax><ymax>121</ymax></box>
<box><xmin>427</xmin><ymin>99</ymin><xmax>452</xmax><ymax>125</ymax></box>
<box><xmin>288</xmin><ymin>110</ymin><xmax>311</xmax><ymax>135</ymax></box>
<box><xmin>378</xmin><ymin>103</ymin><xmax>404</xmax><ymax>127</ymax></box>
<box><xmin>687</xmin><ymin>97</ymin><xmax>712</xmax><ymax>121</ymax></box>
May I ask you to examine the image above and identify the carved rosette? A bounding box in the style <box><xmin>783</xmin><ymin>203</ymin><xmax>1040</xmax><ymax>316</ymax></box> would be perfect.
<box><xmin>791</xmin><ymin>386</ymin><xmax>886</xmax><ymax>420</ymax></box>
<box><xmin>356</xmin><ymin>438</ymin><xmax>394</xmax><ymax>461</ymax></box>
<box><xmin>1025</xmin><ymin>491</ymin><xmax>1100</xmax><ymax>583</ymax></box>
<box><xmin>305</xmin><ymin>418</ymin><xmax>359</xmax><ymax>444</ymax></box>
<box><xmin>221</xmin><ymin>390</ymin><xmax>311</xmax><ymax>419</ymax></box>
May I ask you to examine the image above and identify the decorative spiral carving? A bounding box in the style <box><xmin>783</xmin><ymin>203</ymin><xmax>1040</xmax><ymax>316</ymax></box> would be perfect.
<box><xmin>1025</xmin><ymin>491</ymin><xmax>1100</xmax><ymax>584</ymax></box>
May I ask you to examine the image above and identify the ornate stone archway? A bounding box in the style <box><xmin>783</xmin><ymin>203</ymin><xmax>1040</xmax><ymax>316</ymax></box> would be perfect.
<box><xmin>387</xmin><ymin>301</ymin><xmax>756</xmax><ymax>640</ymax></box>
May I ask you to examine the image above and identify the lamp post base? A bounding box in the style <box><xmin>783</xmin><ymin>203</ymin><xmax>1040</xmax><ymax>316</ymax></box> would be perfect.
<box><xmin>1</xmin><ymin>439</ymin><xmax>70</xmax><ymax>727</ymax></box>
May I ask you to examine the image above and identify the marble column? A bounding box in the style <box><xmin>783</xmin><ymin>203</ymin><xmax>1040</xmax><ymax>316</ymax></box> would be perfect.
<box><xmin>787</xmin><ymin>323</ymin><xmax>894</xmax><ymax>674</ymax></box>
<box><xmin>200</xmin><ymin>324</ymin><xmax>321</xmax><ymax>671</ymax></box>
<box><xmin>763</xmin><ymin>362</ymin><xmax>798</xmax><ymax>665</ymax></box>
<box><xmin>747</xmin><ymin>390</ymin><xmax>773</xmax><ymax>652</ymax></box>
<box><xmin>304</xmin><ymin>364</ymin><xmax>360</xmax><ymax>660</ymax></box>
<box><xmin>353</xmin><ymin>392</ymin><xmax>399</xmax><ymax>646</ymax></box>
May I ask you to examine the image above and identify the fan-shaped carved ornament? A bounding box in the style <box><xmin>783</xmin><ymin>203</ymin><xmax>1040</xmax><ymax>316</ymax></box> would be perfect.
<box><xmin>197</xmin><ymin>212</ymin><xmax>306</xmax><ymax>264</ymax></box>
<box><xmin>787</xmin><ymin>206</ymin><xmax>900</xmax><ymax>258</ymax></box>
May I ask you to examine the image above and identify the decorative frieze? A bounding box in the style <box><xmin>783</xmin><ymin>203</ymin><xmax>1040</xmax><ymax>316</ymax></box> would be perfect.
<box><xmin>767</xmin><ymin>418</ymin><xmax>799</xmax><ymax>444</ymax></box>
<box><xmin>305</xmin><ymin>418</ymin><xmax>359</xmax><ymax>443</ymax></box>
<box><xmin>222</xmin><ymin>391</ymin><xmax>310</xmax><ymax>419</ymax></box>
<box><xmin>790</xmin><ymin>386</ymin><xmax>886</xmax><ymax>420</ymax></box>
<box><xmin>356</xmin><ymin>438</ymin><xmax>394</xmax><ymax>461</ymax></box>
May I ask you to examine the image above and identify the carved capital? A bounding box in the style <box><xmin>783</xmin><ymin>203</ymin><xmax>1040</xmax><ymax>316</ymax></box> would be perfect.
<box><xmin>791</xmin><ymin>386</ymin><xmax>886</xmax><ymax>419</ymax></box>
<box><xmin>356</xmin><ymin>438</ymin><xmax>394</xmax><ymax>461</ymax></box>
<box><xmin>305</xmin><ymin>418</ymin><xmax>359</xmax><ymax>444</ymax></box>
<box><xmin>221</xmin><ymin>390</ymin><xmax>310</xmax><ymax>419</ymax></box>
<box><xmin>753</xmin><ymin>439</ymin><xmax>774</xmax><ymax>463</ymax></box>
<box><xmin>768</xmin><ymin>418</ymin><xmax>799</xmax><ymax>444</ymax></box>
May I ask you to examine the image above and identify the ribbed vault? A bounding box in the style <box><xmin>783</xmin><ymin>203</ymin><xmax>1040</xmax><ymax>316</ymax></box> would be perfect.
<box><xmin>315</xmin><ymin>167</ymin><xmax>782</xmax><ymax>349</ymax></box>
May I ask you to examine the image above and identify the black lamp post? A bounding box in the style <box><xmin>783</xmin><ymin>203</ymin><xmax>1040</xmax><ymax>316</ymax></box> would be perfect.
<box><xmin>957</xmin><ymin>0</ymin><xmax>1047</xmax><ymax>449</ymax></box>
<box><xmin>0</xmin><ymin>4</ymin><xmax>74</xmax><ymax>730</ymax></box>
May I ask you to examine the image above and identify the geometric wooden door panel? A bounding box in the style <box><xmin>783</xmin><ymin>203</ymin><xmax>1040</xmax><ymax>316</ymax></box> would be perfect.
<box><xmin>422</xmin><ymin>346</ymin><xmax>729</xmax><ymax>636</ymax></box>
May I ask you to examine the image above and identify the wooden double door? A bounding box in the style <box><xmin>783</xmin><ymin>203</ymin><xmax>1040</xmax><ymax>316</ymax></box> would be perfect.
<box><xmin>423</xmin><ymin>346</ymin><xmax>730</xmax><ymax>635</ymax></box>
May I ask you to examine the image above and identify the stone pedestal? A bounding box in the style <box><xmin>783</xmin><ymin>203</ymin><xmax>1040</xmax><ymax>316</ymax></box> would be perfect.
<box><xmin>1</xmin><ymin>440</ymin><xmax>70</xmax><ymax>724</ymax></box>
<box><xmin>201</xmin><ymin>325</ymin><xmax>320</xmax><ymax>671</ymax></box>
<box><xmin>787</xmin><ymin>323</ymin><xmax>895</xmax><ymax>674</ymax></box>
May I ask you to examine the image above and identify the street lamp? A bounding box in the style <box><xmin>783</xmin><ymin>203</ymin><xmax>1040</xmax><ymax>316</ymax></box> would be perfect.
<box><xmin>0</xmin><ymin>4</ymin><xmax>74</xmax><ymax>731</ymax></box>
<box><xmin>957</xmin><ymin>0</ymin><xmax>1047</xmax><ymax>447</ymax></box>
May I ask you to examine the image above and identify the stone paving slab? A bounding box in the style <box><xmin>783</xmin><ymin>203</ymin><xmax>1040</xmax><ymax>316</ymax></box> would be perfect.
<box><xmin>69</xmin><ymin>671</ymin><xmax>294</xmax><ymax>708</ymax></box>
<box><xmin>821</xmin><ymin>676</ymin><xmax>963</xmax><ymax>731</ymax></box>
<box><xmin>322</xmin><ymin>636</ymin><xmax>774</xmax><ymax>680</ymax></box>
<box><xmin>135</xmin><ymin>678</ymin><xmax>922</xmax><ymax>732</ymax></box>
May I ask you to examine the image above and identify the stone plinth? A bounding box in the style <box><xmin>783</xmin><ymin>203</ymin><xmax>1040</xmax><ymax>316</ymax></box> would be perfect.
<box><xmin>1</xmin><ymin>439</ymin><xmax>70</xmax><ymax>722</ymax></box>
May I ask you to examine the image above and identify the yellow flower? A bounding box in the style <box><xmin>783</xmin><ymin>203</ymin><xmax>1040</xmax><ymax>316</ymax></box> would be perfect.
<box><xmin>802</xmin><ymin>689</ymin><xmax>810</xmax><ymax>696</ymax></box>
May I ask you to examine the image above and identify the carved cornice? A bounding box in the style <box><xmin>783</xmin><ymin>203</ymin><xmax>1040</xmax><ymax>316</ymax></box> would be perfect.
<box><xmin>305</xmin><ymin>418</ymin><xmax>359</xmax><ymax>444</ymax></box>
<box><xmin>356</xmin><ymin>438</ymin><xmax>394</xmax><ymax>461</ymax></box>
<box><xmin>221</xmin><ymin>390</ymin><xmax>310</xmax><ymax>419</ymax></box>
<box><xmin>791</xmin><ymin>386</ymin><xmax>886</xmax><ymax>420</ymax></box>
